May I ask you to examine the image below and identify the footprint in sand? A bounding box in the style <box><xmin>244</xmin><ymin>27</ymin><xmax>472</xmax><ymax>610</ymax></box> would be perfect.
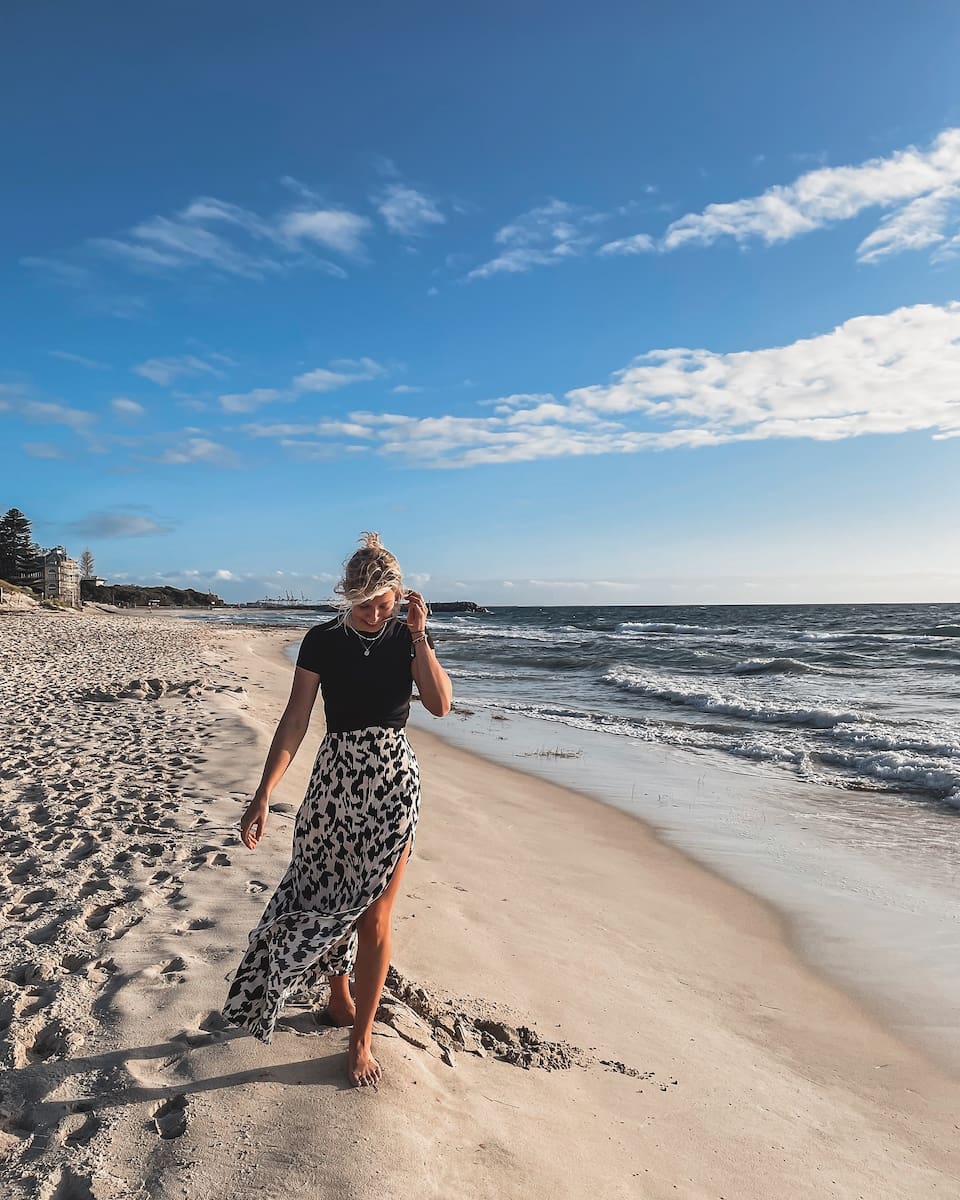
<box><xmin>84</xmin><ymin>905</ymin><xmax>114</xmax><ymax>931</ymax></box>
<box><xmin>62</xmin><ymin>952</ymin><xmax>93</xmax><ymax>973</ymax></box>
<box><xmin>110</xmin><ymin>913</ymin><xmax>144</xmax><ymax>941</ymax></box>
<box><xmin>152</xmin><ymin>1094</ymin><xmax>188</xmax><ymax>1139</ymax></box>
<box><xmin>78</xmin><ymin>876</ymin><xmax>115</xmax><ymax>899</ymax></box>
<box><xmin>5</xmin><ymin>837</ymin><xmax>32</xmax><ymax>860</ymax></box>
<box><xmin>22</xmin><ymin>1018</ymin><xmax>71</xmax><ymax>1064</ymax></box>
<box><xmin>246</xmin><ymin>879</ymin><xmax>268</xmax><ymax>894</ymax></box>
<box><xmin>7</xmin><ymin>961</ymin><xmax>52</xmax><ymax>987</ymax></box>
<box><xmin>60</xmin><ymin>1108</ymin><xmax>102</xmax><ymax>1148</ymax></box>
<box><xmin>37</xmin><ymin>1166</ymin><xmax>98</xmax><ymax>1200</ymax></box>
<box><xmin>0</xmin><ymin>1101</ymin><xmax>36</xmax><ymax>1142</ymax></box>
<box><xmin>16</xmin><ymin>988</ymin><xmax>55</xmax><ymax>1019</ymax></box>
<box><xmin>66</xmin><ymin>837</ymin><xmax>98</xmax><ymax>864</ymax></box>
<box><xmin>157</xmin><ymin>956</ymin><xmax>188</xmax><ymax>985</ymax></box>
<box><xmin>173</xmin><ymin>1008</ymin><xmax>230</xmax><ymax>1048</ymax></box>
<box><xmin>25</xmin><ymin>919</ymin><xmax>61</xmax><ymax>946</ymax></box>
<box><xmin>174</xmin><ymin>916</ymin><xmax>214</xmax><ymax>934</ymax></box>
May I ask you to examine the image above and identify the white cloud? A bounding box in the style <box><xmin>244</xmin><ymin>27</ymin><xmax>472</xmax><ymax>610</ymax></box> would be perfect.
<box><xmin>219</xmin><ymin>388</ymin><xmax>289</xmax><ymax>414</ymax></box>
<box><xmin>217</xmin><ymin>359</ymin><xmax>388</xmax><ymax>413</ymax></box>
<box><xmin>23</xmin><ymin>442</ymin><xmax>65</xmax><ymax>459</ymax></box>
<box><xmin>392</xmin><ymin>384</ymin><xmax>423</xmax><ymax>394</ymax></box>
<box><xmin>18</xmin><ymin>400</ymin><xmax>94</xmax><ymax>431</ymax></box>
<box><xmin>293</xmin><ymin>358</ymin><xmax>386</xmax><ymax>393</ymax></box>
<box><xmin>376</xmin><ymin>184</ymin><xmax>445</xmax><ymax>236</ymax></box>
<box><xmin>156</xmin><ymin>438</ymin><xmax>237</xmax><ymax>466</ymax></box>
<box><xmin>68</xmin><ymin>511</ymin><xmax>172</xmax><ymax>537</ymax></box>
<box><xmin>602</xmin><ymin>127</ymin><xmax>960</xmax><ymax>262</ymax></box>
<box><xmin>50</xmin><ymin>350</ymin><xmax>109</xmax><ymax>370</ymax></box>
<box><xmin>134</xmin><ymin>355</ymin><xmax>226</xmax><ymax>386</ymax></box>
<box><xmin>856</xmin><ymin>185</ymin><xmax>960</xmax><ymax>263</ymax></box>
<box><xmin>111</xmin><ymin>397</ymin><xmax>145</xmax><ymax>419</ymax></box>
<box><xmin>23</xmin><ymin>192</ymin><xmax>372</xmax><ymax>293</ymax></box>
<box><xmin>467</xmin><ymin>199</ymin><xmax>605</xmax><ymax>280</ymax></box>
<box><xmin>598</xmin><ymin>233</ymin><xmax>655</xmax><ymax>257</ymax></box>
<box><xmin>241</xmin><ymin>303</ymin><xmax>960</xmax><ymax>468</ymax></box>
<box><xmin>280</xmin><ymin>210</ymin><xmax>371</xmax><ymax>257</ymax></box>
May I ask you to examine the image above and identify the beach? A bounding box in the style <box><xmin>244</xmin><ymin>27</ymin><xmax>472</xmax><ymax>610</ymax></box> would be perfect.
<box><xmin>1</xmin><ymin>607</ymin><xmax>958</xmax><ymax>1199</ymax></box>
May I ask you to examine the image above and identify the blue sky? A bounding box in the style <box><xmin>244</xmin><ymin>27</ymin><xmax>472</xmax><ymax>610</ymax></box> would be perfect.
<box><xmin>2</xmin><ymin>1</ymin><xmax>960</xmax><ymax>604</ymax></box>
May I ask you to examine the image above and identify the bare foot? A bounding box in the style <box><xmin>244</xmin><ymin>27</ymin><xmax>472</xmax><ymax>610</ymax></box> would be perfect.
<box><xmin>319</xmin><ymin>997</ymin><xmax>356</xmax><ymax>1028</ymax></box>
<box><xmin>348</xmin><ymin>1031</ymin><xmax>381</xmax><ymax>1088</ymax></box>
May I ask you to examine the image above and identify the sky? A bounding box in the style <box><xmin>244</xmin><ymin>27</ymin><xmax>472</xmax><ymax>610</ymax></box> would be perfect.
<box><xmin>2</xmin><ymin>0</ymin><xmax>960</xmax><ymax>605</ymax></box>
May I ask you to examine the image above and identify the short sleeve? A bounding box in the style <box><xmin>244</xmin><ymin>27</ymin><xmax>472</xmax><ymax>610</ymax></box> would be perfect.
<box><xmin>296</xmin><ymin>625</ymin><xmax>324</xmax><ymax>675</ymax></box>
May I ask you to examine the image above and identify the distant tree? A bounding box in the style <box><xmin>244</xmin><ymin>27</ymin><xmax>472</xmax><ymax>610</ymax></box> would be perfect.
<box><xmin>0</xmin><ymin>509</ymin><xmax>37</xmax><ymax>580</ymax></box>
<box><xmin>79</xmin><ymin>548</ymin><xmax>95</xmax><ymax>579</ymax></box>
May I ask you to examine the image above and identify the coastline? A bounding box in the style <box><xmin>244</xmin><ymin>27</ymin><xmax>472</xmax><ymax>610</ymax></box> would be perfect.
<box><xmin>406</xmin><ymin>697</ymin><xmax>960</xmax><ymax>1079</ymax></box>
<box><xmin>1</xmin><ymin>608</ymin><xmax>957</xmax><ymax>1199</ymax></box>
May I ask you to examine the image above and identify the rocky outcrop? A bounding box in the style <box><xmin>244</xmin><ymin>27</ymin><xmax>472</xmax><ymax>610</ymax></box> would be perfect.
<box><xmin>80</xmin><ymin>583</ymin><xmax>224</xmax><ymax>608</ymax></box>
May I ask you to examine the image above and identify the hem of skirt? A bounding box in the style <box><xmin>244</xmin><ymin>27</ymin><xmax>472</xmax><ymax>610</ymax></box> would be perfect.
<box><xmin>220</xmin><ymin>1005</ymin><xmax>276</xmax><ymax>1046</ymax></box>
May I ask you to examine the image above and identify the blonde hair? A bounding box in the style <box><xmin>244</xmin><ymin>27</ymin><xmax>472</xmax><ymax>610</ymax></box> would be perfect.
<box><xmin>334</xmin><ymin>531</ymin><xmax>403</xmax><ymax>610</ymax></box>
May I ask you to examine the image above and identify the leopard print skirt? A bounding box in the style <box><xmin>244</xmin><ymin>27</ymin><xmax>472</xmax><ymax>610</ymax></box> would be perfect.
<box><xmin>221</xmin><ymin>726</ymin><xmax>420</xmax><ymax>1045</ymax></box>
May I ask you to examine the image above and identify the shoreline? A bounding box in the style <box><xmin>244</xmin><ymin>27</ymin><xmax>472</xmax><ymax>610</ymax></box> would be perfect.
<box><xmin>1</xmin><ymin>608</ymin><xmax>957</xmax><ymax>1198</ymax></box>
<box><xmin>405</xmin><ymin>697</ymin><xmax>960</xmax><ymax>1080</ymax></box>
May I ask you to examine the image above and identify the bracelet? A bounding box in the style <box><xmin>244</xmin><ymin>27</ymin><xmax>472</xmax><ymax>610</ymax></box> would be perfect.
<box><xmin>411</xmin><ymin>631</ymin><xmax>428</xmax><ymax>645</ymax></box>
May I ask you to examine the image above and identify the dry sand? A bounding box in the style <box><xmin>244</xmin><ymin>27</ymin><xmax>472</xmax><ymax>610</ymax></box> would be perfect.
<box><xmin>0</xmin><ymin>607</ymin><xmax>957</xmax><ymax>1199</ymax></box>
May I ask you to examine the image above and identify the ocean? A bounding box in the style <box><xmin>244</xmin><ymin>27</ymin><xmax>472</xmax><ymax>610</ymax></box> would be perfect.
<box><xmin>201</xmin><ymin>601</ymin><xmax>960</xmax><ymax>810</ymax></box>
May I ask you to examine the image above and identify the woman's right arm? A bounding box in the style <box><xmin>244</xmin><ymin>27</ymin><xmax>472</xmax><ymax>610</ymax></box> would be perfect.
<box><xmin>240</xmin><ymin>666</ymin><xmax>321</xmax><ymax>850</ymax></box>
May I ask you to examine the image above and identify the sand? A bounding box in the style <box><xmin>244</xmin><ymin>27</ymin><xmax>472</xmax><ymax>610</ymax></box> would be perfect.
<box><xmin>0</xmin><ymin>606</ymin><xmax>957</xmax><ymax>1199</ymax></box>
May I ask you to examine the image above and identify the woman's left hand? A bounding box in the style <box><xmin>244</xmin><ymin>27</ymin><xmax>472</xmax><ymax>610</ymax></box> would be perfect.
<box><xmin>404</xmin><ymin>590</ymin><xmax>428</xmax><ymax>635</ymax></box>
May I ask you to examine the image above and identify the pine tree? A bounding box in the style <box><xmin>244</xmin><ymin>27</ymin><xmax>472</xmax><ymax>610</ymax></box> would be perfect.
<box><xmin>79</xmin><ymin>548</ymin><xmax>95</xmax><ymax>579</ymax></box>
<box><xmin>0</xmin><ymin>509</ymin><xmax>37</xmax><ymax>581</ymax></box>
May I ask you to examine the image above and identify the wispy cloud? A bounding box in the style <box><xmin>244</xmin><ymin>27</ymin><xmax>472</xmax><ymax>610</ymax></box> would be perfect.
<box><xmin>22</xmin><ymin>191</ymin><xmax>375</xmax><ymax>297</ymax></box>
<box><xmin>111</xmin><ymin>397</ymin><xmax>146</xmax><ymax>419</ymax></box>
<box><xmin>155</xmin><ymin>437</ymin><xmax>238</xmax><ymax>466</ymax></box>
<box><xmin>67</xmin><ymin>510</ymin><xmax>173</xmax><ymax>537</ymax></box>
<box><xmin>133</xmin><ymin>355</ymin><xmax>227</xmax><ymax>386</ymax></box>
<box><xmin>242</xmin><ymin>303</ymin><xmax>960</xmax><ymax>467</ymax></box>
<box><xmin>18</xmin><ymin>400</ymin><xmax>95</xmax><ymax>432</ymax></box>
<box><xmin>279</xmin><ymin>209</ymin><xmax>371</xmax><ymax>258</ymax></box>
<box><xmin>49</xmin><ymin>350</ymin><xmax>110</xmax><ymax>370</ymax></box>
<box><xmin>392</xmin><ymin>384</ymin><xmax>423</xmax><ymax>394</ymax></box>
<box><xmin>23</xmin><ymin>442</ymin><xmax>66</xmax><ymax>459</ymax></box>
<box><xmin>218</xmin><ymin>388</ymin><xmax>289</xmax><ymax>415</ymax></box>
<box><xmin>21</xmin><ymin>256</ymin><xmax>145</xmax><ymax>317</ymax></box>
<box><xmin>601</xmin><ymin>127</ymin><xmax>960</xmax><ymax>263</ymax></box>
<box><xmin>467</xmin><ymin>199</ymin><xmax>606</xmax><ymax>280</ymax></box>
<box><xmin>376</xmin><ymin>183</ymin><xmax>445</xmax><ymax>236</ymax></box>
<box><xmin>293</xmin><ymin>357</ymin><xmax>386</xmax><ymax>393</ymax></box>
<box><xmin>219</xmin><ymin>358</ymin><xmax>388</xmax><ymax>412</ymax></box>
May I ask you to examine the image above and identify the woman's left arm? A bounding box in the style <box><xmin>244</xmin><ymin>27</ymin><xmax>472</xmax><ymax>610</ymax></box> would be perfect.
<box><xmin>405</xmin><ymin>590</ymin><xmax>453</xmax><ymax>717</ymax></box>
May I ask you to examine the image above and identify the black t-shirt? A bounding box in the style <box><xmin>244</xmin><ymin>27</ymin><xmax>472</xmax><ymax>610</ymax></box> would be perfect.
<box><xmin>296</xmin><ymin>616</ymin><xmax>420</xmax><ymax>732</ymax></box>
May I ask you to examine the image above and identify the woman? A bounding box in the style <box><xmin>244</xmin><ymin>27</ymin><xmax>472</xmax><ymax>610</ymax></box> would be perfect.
<box><xmin>221</xmin><ymin>532</ymin><xmax>452</xmax><ymax>1087</ymax></box>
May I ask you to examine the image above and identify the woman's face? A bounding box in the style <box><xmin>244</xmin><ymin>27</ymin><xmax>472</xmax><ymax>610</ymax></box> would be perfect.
<box><xmin>350</xmin><ymin>588</ymin><xmax>398</xmax><ymax>632</ymax></box>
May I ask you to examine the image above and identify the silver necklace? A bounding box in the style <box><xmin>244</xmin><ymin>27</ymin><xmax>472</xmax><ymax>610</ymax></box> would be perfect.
<box><xmin>346</xmin><ymin>615</ymin><xmax>392</xmax><ymax>656</ymax></box>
